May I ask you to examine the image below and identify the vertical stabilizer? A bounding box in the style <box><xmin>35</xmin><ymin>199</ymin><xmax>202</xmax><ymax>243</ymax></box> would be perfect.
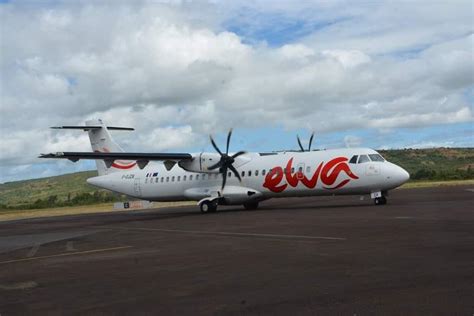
<box><xmin>85</xmin><ymin>119</ymin><xmax>136</xmax><ymax>175</ymax></box>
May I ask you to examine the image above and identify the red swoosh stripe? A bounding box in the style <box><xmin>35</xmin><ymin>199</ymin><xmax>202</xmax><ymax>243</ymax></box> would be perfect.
<box><xmin>94</xmin><ymin>148</ymin><xmax>137</xmax><ymax>170</ymax></box>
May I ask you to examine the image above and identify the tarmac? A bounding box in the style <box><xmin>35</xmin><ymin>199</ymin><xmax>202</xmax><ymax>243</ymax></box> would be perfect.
<box><xmin>0</xmin><ymin>186</ymin><xmax>473</xmax><ymax>315</ymax></box>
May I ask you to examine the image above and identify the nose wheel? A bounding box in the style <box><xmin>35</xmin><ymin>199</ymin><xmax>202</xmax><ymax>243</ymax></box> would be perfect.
<box><xmin>374</xmin><ymin>196</ymin><xmax>387</xmax><ymax>205</ymax></box>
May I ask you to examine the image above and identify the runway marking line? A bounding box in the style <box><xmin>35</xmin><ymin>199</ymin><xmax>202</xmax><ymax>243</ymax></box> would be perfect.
<box><xmin>99</xmin><ymin>226</ymin><xmax>346</xmax><ymax>241</ymax></box>
<box><xmin>0</xmin><ymin>246</ymin><xmax>132</xmax><ymax>265</ymax></box>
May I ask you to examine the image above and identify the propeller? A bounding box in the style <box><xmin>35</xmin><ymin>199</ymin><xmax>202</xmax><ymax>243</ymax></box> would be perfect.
<box><xmin>297</xmin><ymin>132</ymin><xmax>315</xmax><ymax>152</ymax></box>
<box><xmin>208</xmin><ymin>129</ymin><xmax>247</xmax><ymax>190</ymax></box>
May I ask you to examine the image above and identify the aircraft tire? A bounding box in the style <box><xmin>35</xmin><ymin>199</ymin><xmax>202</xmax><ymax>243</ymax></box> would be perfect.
<box><xmin>374</xmin><ymin>196</ymin><xmax>387</xmax><ymax>205</ymax></box>
<box><xmin>209</xmin><ymin>201</ymin><xmax>218</xmax><ymax>213</ymax></box>
<box><xmin>200</xmin><ymin>201</ymin><xmax>211</xmax><ymax>213</ymax></box>
<box><xmin>200</xmin><ymin>201</ymin><xmax>217</xmax><ymax>213</ymax></box>
<box><xmin>243</xmin><ymin>201</ymin><xmax>259</xmax><ymax>210</ymax></box>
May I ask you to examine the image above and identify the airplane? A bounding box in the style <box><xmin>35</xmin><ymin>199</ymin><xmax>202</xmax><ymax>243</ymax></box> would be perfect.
<box><xmin>40</xmin><ymin>119</ymin><xmax>410</xmax><ymax>213</ymax></box>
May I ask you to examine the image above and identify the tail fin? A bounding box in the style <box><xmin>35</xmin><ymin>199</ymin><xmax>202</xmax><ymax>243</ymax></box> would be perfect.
<box><xmin>85</xmin><ymin>119</ymin><xmax>137</xmax><ymax>175</ymax></box>
<box><xmin>52</xmin><ymin>119</ymin><xmax>135</xmax><ymax>176</ymax></box>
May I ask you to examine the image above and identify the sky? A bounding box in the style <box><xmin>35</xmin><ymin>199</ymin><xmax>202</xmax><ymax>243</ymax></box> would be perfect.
<box><xmin>0</xmin><ymin>0</ymin><xmax>473</xmax><ymax>183</ymax></box>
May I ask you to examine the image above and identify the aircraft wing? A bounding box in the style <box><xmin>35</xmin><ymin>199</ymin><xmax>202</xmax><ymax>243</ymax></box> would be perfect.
<box><xmin>39</xmin><ymin>152</ymin><xmax>193</xmax><ymax>170</ymax></box>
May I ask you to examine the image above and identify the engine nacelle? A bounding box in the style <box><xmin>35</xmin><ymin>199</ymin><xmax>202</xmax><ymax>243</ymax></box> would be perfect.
<box><xmin>178</xmin><ymin>153</ymin><xmax>222</xmax><ymax>173</ymax></box>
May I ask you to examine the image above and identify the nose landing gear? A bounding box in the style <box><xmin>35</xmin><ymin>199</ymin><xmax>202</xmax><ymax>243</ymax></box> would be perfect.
<box><xmin>374</xmin><ymin>196</ymin><xmax>387</xmax><ymax>205</ymax></box>
<box><xmin>371</xmin><ymin>191</ymin><xmax>387</xmax><ymax>205</ymax></box>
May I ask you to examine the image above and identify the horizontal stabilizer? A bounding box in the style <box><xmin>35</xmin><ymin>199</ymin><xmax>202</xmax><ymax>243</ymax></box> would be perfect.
<box><xmin>39</xmin><ymin>152</ymin><xmax>193</xmax><ymax>161</ymax></box>
<box><xmin>51</xmin><ymin>126</ymin><xmax>134</xmax><ymax>131</ymax></box>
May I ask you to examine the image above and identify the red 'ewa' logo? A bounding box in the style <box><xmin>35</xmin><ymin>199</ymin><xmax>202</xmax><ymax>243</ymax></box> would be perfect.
<box><xmin>263</xmin><ymin>156</ymin><xmax>358</xmax><ymax>193</ymax></box>
<box><xmin>95</xmin><ymin>148</ymin><xmax>137</xmax><ymax>170</ymax></box>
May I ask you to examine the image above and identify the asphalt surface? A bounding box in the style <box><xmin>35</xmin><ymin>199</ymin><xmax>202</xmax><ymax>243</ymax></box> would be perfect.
<box><xmin>0</xmin><ymin>186</ymin><xmax>473</xmax><ymax>315</ymax></box>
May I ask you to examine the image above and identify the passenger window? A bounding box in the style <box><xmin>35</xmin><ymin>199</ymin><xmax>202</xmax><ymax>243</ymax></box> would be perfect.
<box><xmin>349</xmin><ymin>155</ymin><xmax>358</xmax><ymax>164</ymax></box>
<box><xmin>262</xmin><ymin>169</ymin><xmax>266</xmax><ymax>176</ymax></box>
<box><xmin>306</xmin><ymin>166</ymin><xmax>311</xmax><ymax>173</ymax></box>
<box><xmin>177</xmin><ymin>176</ymin><xmax>180</xmax><ymax>182</ymax></box>
<box><xmin>196</xmin><ymin>175</ymin><xmax>199</xmax><ymax>180</ymax></box>
<box><xmin>155</xmin><ymin>178</ymin><xmax>158</xmax><ymax>183</ymax></box>
<box><xmin>190</xmin><ymin>175</ymin><xmax>193</xmax><ymax>181</ymax></box>
<box><xmin>202</xmin><ymin>174</ymin><xmax>206</xmax><ymax>180</ymax></box>
<box><xmin>145</xmin><ymin>178</ymin><xmax>148</xmax><ymax>184</ymax></box>
<box><xmin>241</xmin><ymin>171</ymin><xmax>245</xmax><ymax>177</ymax></box>
<box><xmin>183</xmin><ymin>175</ymin><xmax>186</xmax><ymax>181</ymax></box>
<box><xmin>358</xmin><ymin>155</ymin><xmax>370</xmax><ymax>164</ymax></box>
<box><xmin>171</xmin><ymin>176</ymin><xmax>175</xmax><ymax>182</ymax></box>
<box><xmin>248</xmin><ymin>170</ymin><xmax>252</xmax><ymax>176</ymax></box>
<box><xmin>255</xmin><ymin>170</ymin><xmax>259</xmax><ymax>176</ymax></box>
<box><xmin>161</xmin><ymin>177</ymin><xmax>164</xmax><ymax>183</ymax></box>
<box><xmin>166</xmin><ymin>177</ymin><xmax>169</xmax><ymax>182</ymax></box>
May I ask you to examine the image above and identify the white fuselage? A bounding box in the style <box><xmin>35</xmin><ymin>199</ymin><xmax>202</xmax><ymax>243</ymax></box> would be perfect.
<box><xmin>87</xmin><ymin>148</ymin><xmax>410</xmax><ymax>205</ymax></box>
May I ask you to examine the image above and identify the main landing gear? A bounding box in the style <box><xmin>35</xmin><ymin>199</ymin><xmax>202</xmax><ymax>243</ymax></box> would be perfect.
<box><xmin>200</xmin><ymin>200</ymin><xmax>218</xmax><ymax>213</ymax></box>
<box><xmin>243</xmin><ymin>201</ymin><xmax>259</xmax><ymax>210</ymax></box>
<box><xmin>199</xmin><ymin>200</ymin><xmax>260</xmax><ymax>213</ymax></box>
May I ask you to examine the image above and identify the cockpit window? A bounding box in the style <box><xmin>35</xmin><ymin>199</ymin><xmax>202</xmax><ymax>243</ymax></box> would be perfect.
<box><xmin>369</xmin><ymin>154</ymin><xmax>385</xmax><ymax>162</ymax></box>
<box><xmin>349</xmin><ymin>155</ymin><xmax>358</xmax><ymax>164</ymax></box>
<box><xmin>358</xmin><ymin>155</ymin><xmax>370</xmax><ymax>164</ymax></box>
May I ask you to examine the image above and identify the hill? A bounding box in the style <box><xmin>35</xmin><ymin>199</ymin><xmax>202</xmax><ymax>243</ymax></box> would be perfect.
<box><xmin>0</xmin><ymin>171</ymin><xmax>125</xmax><ymax>209</ymax></box>
<box><xmin>1</xmin><ymin>148</ymin><xmax>473</xmax><ymax>210</ymax></box>
<box><xmin>379</xmin><ymin>148</ymin><xmax>473</xmax><ymax>181</ymax></box>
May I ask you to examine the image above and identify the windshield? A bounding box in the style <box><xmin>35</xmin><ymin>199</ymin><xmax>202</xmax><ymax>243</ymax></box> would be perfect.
<box><xmin>369</xmin><ymin>154</ymin><xmax>385</xmax><ymax>162</ymax></box>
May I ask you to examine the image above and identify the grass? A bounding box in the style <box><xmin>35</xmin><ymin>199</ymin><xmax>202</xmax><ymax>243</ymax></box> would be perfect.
<box><xmin>0</xmin><ymin>201</ymin><xmax>195</xmax><ymax>222</ymax></box>
<box><xmin>1</xmin><ymin>180</ymin><xmax>472</xmax><ymax>222</ymax></box>
<box><xmin>399</xmin><ymin>179</ymin><xmax>474</xmax><ymax>189</ymax></box>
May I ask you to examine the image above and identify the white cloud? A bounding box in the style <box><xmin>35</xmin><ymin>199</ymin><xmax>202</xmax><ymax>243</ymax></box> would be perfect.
<box><xmin>0</xmin><ymin>0</ymin><xmax>473</xmax><ymax>181</ymax></box>
<box><xmin>321</xmin><ymin>50</ymin><xmax>371</xmax><ymax>69</ymax></box>
<box><xmin>344</xmin><ymin>135</ymin><xmax>363</xmax><ymax>148</ymax></box>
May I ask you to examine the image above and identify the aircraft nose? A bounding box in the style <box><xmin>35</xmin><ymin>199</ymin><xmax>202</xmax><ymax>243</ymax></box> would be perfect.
<box><xmin>396</xmin><ymin>166</ymin><xmax>410</xmax><ymax>184</ymax></box>
<box><xmin>384</xmin><ymin>163</ymin><xmax>410</xmax><ymax>188</ymax></box>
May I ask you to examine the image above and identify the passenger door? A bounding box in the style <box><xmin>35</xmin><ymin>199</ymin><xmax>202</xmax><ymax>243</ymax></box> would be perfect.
<box><xmin>134</xmin><ymin>178</ymin><xmax>142</xmax><ymax>197</ymax></box>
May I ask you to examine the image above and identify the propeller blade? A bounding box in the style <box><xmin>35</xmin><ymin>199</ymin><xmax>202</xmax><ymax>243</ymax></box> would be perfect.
<box><xmin>210</xmin><ymin>135</ymin><xmax>223</xmax><ymax>155</ymax></box>
<box><xmin>297</xmin><ymin>135</ymin><xmax>305</xmax><ymax>152</ymax></box>
<box><xmin>231</xmin><ymin>150</ymin><xmax>247</xmax><ymax>158</ymax></box>
<box><xmin>208</xmin><ymin>161</ymin><xmax>222</xmax><ymax>170</ymax></box>
<box><xmin>229</xmin><ymin>164</ymin><xmax>242</xmax><ymax>182</ymax></box>
<box><xmin>221</xmin><ymin>166</ymin><xmax>228</xmax><ymax>190</ymax></box>
<box><xmin>308</xmin><ymin>132</ymin><xmax>314</xmax><ymax>151</ymax></box>
<box><xmin>226</xmin><ymin>128</ymin><xmax>233</xmax><ymax>155</ymax></box>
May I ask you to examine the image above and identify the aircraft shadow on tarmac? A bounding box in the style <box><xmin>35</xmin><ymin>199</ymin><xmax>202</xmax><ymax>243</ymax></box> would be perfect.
<box><xmin>121</xmin><ymin>201</ymin><xmax>372</xmax><ymax>221</ymax></box>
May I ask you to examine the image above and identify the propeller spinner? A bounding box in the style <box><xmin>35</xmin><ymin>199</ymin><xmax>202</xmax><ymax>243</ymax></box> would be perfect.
<box><xmin>208</xmin><ymin>129</ymin><xmax>246</xmax><ymax>190</ymax></box>
<box><xmin>297</xmin><ymin>132</ymin><xmax>315</xmax><ymax>152</ymax></box>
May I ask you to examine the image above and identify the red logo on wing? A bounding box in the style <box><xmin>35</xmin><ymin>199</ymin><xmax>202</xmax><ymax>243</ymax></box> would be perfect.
<box><xmin>95</xmin><ymin>148</ymin><xmax>137</xmax><ymax>170</ymax></box>
<box><xmin>263</xmin><ymin>156</ymin><xmax>358</xmax><ymax>193</ymax></box>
